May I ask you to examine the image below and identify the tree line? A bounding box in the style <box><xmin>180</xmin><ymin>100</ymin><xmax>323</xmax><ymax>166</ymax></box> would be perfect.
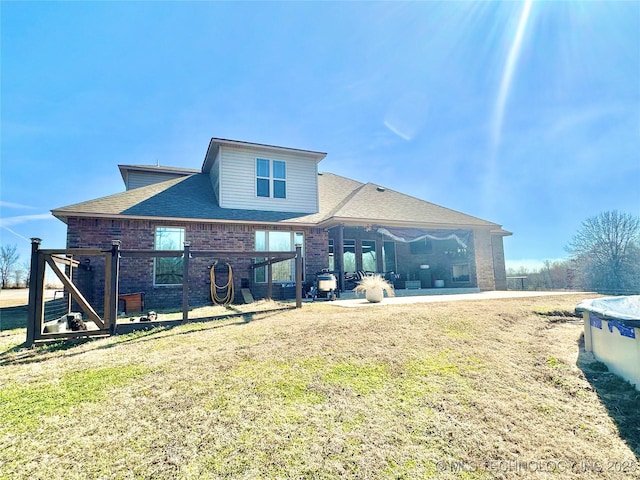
<box><xmin>0</xmin><ymin>245</ymin><xmax>30</xmax><ymax>289</ymax></box>
<box><xmin>508</xmin><ymin>210</ymin><xmax>640</xmax><ymax>295</ymax></box>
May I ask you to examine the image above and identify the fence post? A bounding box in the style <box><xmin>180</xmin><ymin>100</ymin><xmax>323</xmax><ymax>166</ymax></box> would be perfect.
<box><xmin>182</xmin><ymin>242</ymin><xmax>190</xmax><ymax>321</ymax></box>
<box><xmin>267</xmin><ymin>260</ymin><xmax>273</xmax><ymax>300</ymax></box>
<box><xmin>108</xmin><ymin>240</ymin><xmax>120</xmax><ymax>334</ymax></box>
<box><xmin>295</xmin><ymin>245</ymin><xmax>302</xmax><ymax>309</ymax></box>
<box><xmin>26</xmin><ymin>238</ymin><xmax>42</xmax><ymax>346</ymax></box>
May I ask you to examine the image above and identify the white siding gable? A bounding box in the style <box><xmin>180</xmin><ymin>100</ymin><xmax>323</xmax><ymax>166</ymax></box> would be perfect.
<box><xmin>218</xmin><ymin>145</ymin><xmax>319</xmax><ymax>213</ymax></box>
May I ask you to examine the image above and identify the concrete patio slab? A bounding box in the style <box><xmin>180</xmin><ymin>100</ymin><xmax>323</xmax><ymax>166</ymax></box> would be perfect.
<box><xmin>330</xmin><ymin>290</ymin><xmax>592</xmax><ymax>308</ymax></box>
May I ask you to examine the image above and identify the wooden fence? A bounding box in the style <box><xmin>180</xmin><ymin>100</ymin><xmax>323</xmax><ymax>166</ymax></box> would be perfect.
<box><xmin>26</xmin><ymin>238</ymin><xmax>302</xmax><ymax>346</ymax></box>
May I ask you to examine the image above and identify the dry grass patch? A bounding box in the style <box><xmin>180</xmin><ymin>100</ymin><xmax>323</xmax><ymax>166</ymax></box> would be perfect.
<box><xmin>1</xmin><ymin>294</ymin><xmax>639</xmax><ymax>479</ymax></box>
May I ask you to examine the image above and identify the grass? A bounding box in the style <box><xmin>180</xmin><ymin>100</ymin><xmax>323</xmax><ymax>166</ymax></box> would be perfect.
<box><xmin>0</xmin><ymin>365</ymin><xmax>151</xmax><ymax>433</ymax></box>
<box><xmin>1</xmin><ymin>294</ymin><xmax>639</xmax><ymax>479</ymax></box>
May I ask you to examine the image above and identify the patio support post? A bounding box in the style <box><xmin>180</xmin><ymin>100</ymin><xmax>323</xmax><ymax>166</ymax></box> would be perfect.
<box><xmin>26</xmin><ymin>238</ymin><xmax>42</xmax><ymax>347</ymax></box>
<box><xmin>295</xmin><ymin>245</ymin><xmax>302</xmax><ymax>308</ymax></box>
<box><xmin>182</xmin><ymin>242</ymin><xmax>190</xmax><ymax>321</ymax></box>
<box><xmin>336</xmin><ymin>224</ymin><xmax>345</xmax><ymax>292</ymax></box>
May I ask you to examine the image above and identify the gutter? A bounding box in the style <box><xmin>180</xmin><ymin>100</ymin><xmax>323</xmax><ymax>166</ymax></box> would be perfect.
<box><xmin>50</xmin><ymin>211</ymin><xmax>320</xmax><ymax>228</ymax></box>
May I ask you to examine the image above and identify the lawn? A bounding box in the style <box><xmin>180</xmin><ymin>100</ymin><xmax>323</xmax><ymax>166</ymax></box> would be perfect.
<box><xmin>1</xmin><ymin>294</ymin><xmax>639</xmax><ymax>479</ymax></box>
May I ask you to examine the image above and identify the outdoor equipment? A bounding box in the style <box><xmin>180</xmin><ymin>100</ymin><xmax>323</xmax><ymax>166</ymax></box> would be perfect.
<box><xmin>311</xmin><ymin>271</ymin><xmax>338</xmax><ymax>301</ymax></box>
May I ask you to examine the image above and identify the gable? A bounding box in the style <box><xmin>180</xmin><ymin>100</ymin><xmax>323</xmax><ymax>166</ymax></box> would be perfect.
<box><xmin>202</xmin><ymin>138</ymin><xmax>327</xmax><ymax>214</ymax></box>
<box><xmin>118</xmin><ymin>165</ymin><xmax>199</xmax><ymax>190</ymax></box>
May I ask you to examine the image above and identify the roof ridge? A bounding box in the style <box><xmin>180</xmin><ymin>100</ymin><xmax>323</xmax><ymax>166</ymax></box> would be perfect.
<box><xmin>322</xmin><ymin>179</ymin><xmax>367</xmax><ymax>220</ymax></box>
<box><xmin>119</xmin><ymin>164</ymin><xmax>200</xmax><ymax>171</ymax></box>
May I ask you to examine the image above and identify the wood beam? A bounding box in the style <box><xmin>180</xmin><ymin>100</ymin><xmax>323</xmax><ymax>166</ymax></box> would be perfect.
<box><xmin>45</xmin><ymin>256</ymin><xmax>105</xmax><ymax>329</ymax></box>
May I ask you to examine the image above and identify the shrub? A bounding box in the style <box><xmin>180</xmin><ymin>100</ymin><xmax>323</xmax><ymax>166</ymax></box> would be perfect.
<box><xmin>354</xmin><ymin>275</ymin><xmax>395</xmax><ymax>298</ymax></box>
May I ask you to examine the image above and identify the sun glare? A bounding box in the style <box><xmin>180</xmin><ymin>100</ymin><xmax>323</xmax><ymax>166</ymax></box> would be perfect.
<box><xmin>491</xmin><ymin>0</ymin><xmax>535</xmax><ymax>150</ymax></box>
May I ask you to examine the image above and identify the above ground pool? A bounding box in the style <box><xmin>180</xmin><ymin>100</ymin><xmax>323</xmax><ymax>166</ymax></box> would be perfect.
<box><xmin>576</xmin><ymin>296</ymin><xmax>640</xmax><ymax>390</ymax></box>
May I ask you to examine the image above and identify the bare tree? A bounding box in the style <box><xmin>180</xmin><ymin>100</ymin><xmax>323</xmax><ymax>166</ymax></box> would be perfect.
<box><xmin>566</xmin><ymin>211</ymin><xmax>640</xmax><ymax>294</ymax></box>
<box><xmin>20</xmin><ymin>260</ymin><xmax>31</xmax><ymax>287</ymax></box>
<box><xmin>0</xmin><ymin>244</ymin><xmax>20</xmax><ymax>288</ymax></box>
<box><xmin>13</xmin><ymin>259</ymin><xmax>31</xmax><ymax>287</ymax></box>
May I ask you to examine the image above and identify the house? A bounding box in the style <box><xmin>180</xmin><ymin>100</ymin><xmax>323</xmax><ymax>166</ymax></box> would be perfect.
<box><xmin>52</xmin><ymin>138</ymin><xmax>511</xmax><ymax>308</ymax></box>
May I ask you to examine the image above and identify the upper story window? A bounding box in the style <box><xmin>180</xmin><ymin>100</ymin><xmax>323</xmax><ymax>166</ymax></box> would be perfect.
<box><xmin>256</xmin><ymin>158</ymin><xmax>286</xmax><ymax>199</ymax></box>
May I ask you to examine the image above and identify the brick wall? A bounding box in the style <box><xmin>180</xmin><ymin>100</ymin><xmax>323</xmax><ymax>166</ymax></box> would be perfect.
<box><xmin>473</xmin><ymin>228</ymin><xmax>496</xmax><ymax>291</ymax></box>
<box><xmin>66</xmin><ymin>217</ymin><xmax>327</xmax><ymax>310</ymax></box>
<box><xmin>491</xmin><ymin>234</ymin><xmax>507</xmax><ymax>290</ymax></box>
<box><xmin>303</xmin><ymin>228</ymin><xmax>329</xmax><ymax>278</ymax></box>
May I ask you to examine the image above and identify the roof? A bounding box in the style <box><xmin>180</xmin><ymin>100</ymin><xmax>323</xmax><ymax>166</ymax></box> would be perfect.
<box><xmin>316</xmin><ymin>173</ymin><xmax>508</xmax><ymax>231</ymax></box>
<box><xmin>52</xmin><ymin>174</ymin><xmax>315</xmax><ymax>225</ymax></box>
<box><xmin>52</xmin><ymin>171</ymin><xmax>510</xmax><ymax>234</ymax></box>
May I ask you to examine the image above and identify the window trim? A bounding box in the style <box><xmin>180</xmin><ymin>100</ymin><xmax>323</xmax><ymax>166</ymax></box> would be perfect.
<box><xmin>256</xmin><ymin>158</ymin><xmax>270</xmax><ymax>198</ymax></box>
<box><xmin>255</xmin><ymin>158</ymin><xmax>287</xmax><ymax>199</ymax></box>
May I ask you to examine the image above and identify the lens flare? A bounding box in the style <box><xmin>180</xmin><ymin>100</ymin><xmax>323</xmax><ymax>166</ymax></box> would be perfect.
<box><xmin>491</xmin><ymin>0</ymin><xmax>534</xmax><ymax>150</ymax></box>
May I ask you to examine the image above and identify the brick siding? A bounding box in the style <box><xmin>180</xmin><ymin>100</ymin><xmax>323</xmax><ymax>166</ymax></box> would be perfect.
<box><xmin>67</xmin><ymin>217</ymin><xmax>327</xmax><ymax>310</ymax></box>
<box><xmin>472</xmin><ymin>228</ymin><xmax>497</xmax><ymax>291</ymax></box>
<box><xmin>491</xmin><ymin>234</ymin><xmax>507</xmax><ymax>290</ymax></box>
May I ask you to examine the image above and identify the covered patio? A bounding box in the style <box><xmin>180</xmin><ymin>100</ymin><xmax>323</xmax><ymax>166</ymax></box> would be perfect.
<box><xmin>326</xmin><ymin>225</ymin><xmax>478</xmax><ymax>293</ymax></box>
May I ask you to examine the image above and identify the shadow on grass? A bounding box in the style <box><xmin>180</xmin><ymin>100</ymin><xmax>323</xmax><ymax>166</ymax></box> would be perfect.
<box><xmin>0</xmin><ymin>304</ymin><xmax>28</xmax><ymax>332</ymax></box>
<box><xmin>576</xmin><ymin>336</ymin><xmax>640</xmax><ymax>459</ymax></box>
<box><xmin>0</xmin><ymin>305</ymin><xmax>293</xmax><ymax>367</ymax></box>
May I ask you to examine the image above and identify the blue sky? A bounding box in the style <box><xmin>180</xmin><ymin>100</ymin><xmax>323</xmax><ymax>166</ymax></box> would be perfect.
<box><xmin>2</xmin><ymin>1</ymin><xmax>639</xmax><ymax>271</ymax></box>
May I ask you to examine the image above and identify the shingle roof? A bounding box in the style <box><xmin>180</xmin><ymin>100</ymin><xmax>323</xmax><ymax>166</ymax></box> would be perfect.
<box><xmin>52</xmin><ymin>171</ymin><xmax>509</xmax><ymax>233</ymax></box>
<box><xmin>52</xmin><ymin>174</ymin><xmax>314</xmax><ymax>224</ymax></box>
<box><xmin>321</xmin><ymin>176</ymin><xmax>500</xmax><ymax>228</ymax></box>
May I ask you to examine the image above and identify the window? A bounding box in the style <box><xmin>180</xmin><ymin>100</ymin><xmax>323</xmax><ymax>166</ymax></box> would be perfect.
<box><xmin>343</xmin><ymin>240</ymin><xmax>356</xmax><ymax>272</ymax></box>
<box><xmin>256</xmin><ymin>158</ymin><xmax>286</xmax><ymax>199</ymax></box>
<box><xmin>361</xmin><ymin>240</ymin><xmax>376</xmax><ymax>272</ymax></box>
<box><xmin>256</xmin><ymin>159</ymin><xmax>270</xmax><ymax>197</ymax></box>
<box><xmin>452</xmin><ymin>264</ymin><xmax>470</xmax><ymax>283</ymax></box>
<box><xmin>273</xmin><ymin>160</ymin><xmax>286</xmax><ymax>198</ymax></box>
<box><xmin>154</xmin><ymin>227</ymin><xmax>185</xmax><ymax>285</ymax></box>
<box><xmin>382</xmin><ymin>241</ymin><xmax>396</xmax><ymax>273</ymax></box>
<box><xmin>255</xmin><ymin>231</ymin><xmax>304</xmax><ymax>283</ymax></box>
